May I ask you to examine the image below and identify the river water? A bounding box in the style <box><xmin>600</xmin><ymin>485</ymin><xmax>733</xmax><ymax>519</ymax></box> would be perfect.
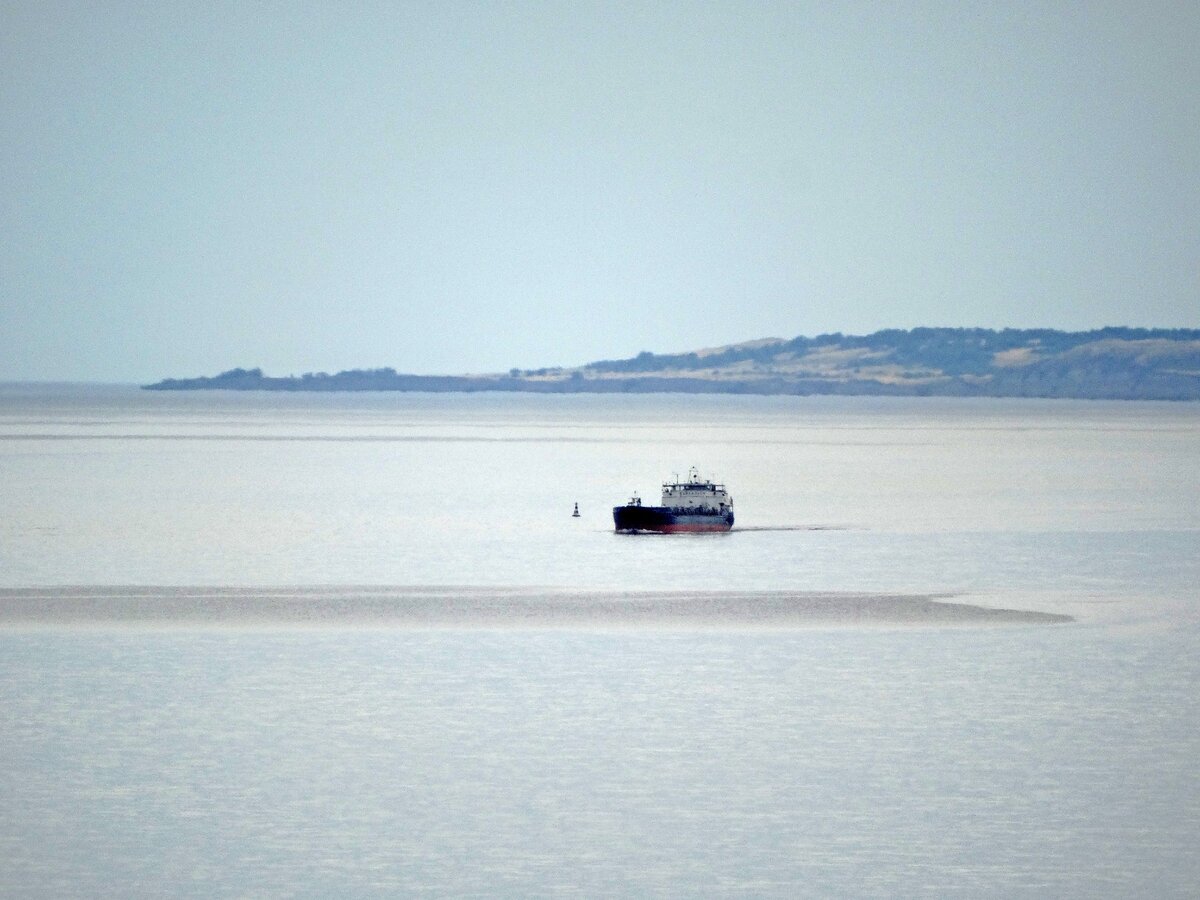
<box><xmin>1</xmin><ymin>384</ymin><xmax>1197</xmax><ymax>895</ymax></box>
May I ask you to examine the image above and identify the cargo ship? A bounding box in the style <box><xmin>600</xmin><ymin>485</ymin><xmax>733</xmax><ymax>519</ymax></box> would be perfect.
<box><xmin>613</xmin><ymin>468</ymin><xmax>734</xmax><ymax>533</ymax></box>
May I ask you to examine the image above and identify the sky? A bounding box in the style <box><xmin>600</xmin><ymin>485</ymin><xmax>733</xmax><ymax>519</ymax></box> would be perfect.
<box><xmin>2</xmin><ymin>1</ymin><xmax>1198</xmax><ymax>382</ymax></box>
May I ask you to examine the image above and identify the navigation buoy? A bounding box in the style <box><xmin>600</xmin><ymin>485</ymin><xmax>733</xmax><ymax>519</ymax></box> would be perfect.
<box><xmin>572</xmin><ymin>502</ymin><xmax>580</xmax><ymax>517</ymax></box>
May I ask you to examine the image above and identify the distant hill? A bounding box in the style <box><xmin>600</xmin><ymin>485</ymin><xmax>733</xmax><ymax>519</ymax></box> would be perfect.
<box><xmin>144</xmin><ymin>327</ymin><xmax>1200</xmax><ymax>400</ymax></box>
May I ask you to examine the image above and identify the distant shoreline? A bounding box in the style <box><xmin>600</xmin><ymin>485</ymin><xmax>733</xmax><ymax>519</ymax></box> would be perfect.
<box><xmin>143</xmin><ymin>326</ymin><xmax>1200</xmax><ymax>401</ymax></box>
<box><xmin>141</xmin><ymin>371</ymin><xmax>1200</xmax><ymax>401</ymax></box>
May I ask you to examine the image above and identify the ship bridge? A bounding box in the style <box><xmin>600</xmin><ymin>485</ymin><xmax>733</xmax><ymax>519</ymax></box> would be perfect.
<box><xmin>661</xmin><ymin>467</ymin><xmax>732</xmax><ymax>511</ymax></box>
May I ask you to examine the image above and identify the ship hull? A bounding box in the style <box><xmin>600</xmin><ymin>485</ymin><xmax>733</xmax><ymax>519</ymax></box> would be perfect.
<box><xmin>613</xmin><ymin>505</ymin><xmax>734</xmax><ymax>533</ymax></box>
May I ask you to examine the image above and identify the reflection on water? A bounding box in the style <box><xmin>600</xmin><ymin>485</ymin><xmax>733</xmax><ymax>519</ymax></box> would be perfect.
<box><xmin>1</xmin><ymin>625</ymin><xmax>1197</xmax><ymax>896</ymax></box>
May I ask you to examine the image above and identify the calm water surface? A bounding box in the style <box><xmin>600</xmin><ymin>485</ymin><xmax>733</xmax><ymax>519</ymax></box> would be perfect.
<box><xmin>1</xmin><ymin>385</ymin><xmax>1197</xmax><ymax>896</ymax></box>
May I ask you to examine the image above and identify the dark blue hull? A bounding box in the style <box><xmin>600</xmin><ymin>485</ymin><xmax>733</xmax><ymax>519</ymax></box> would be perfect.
<box><xmin>613</xmin><ymin>505</ymin><xmax>734</xmax><ymax>533</ymax></box>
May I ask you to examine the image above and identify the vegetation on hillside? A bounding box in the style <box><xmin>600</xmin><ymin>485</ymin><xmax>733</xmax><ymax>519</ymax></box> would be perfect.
<box><xmin>144</xmin><ymin>327</ymin><xmax>1200</xmax><ymax>400</ymax></box>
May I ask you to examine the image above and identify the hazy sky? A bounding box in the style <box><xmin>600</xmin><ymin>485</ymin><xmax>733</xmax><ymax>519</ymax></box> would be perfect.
<box><xmin>3</xmin><ymin>1</ymin><xmax>1198</xmax><ymax>381</ymax></box>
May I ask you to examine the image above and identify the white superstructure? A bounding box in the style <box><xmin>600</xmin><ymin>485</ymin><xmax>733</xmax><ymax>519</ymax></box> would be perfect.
<box><xmin>661</xmin><ymin>467</ymin><xmax>733</xmax><ymax>513</ymax></box>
